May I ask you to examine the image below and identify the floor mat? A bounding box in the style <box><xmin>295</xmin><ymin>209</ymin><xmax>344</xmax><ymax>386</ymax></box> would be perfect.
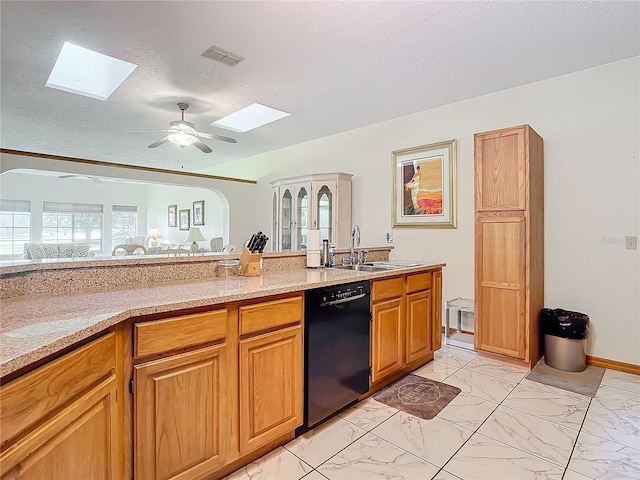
<box><xmin>525</xmin><ymin>358</ymin><xmax>605</xmax><ymax>398</ymax></box>
<box><xmin>373</xmin><ymin>374</ymin><xmax>461</xmax><ymax>420</ymax></box>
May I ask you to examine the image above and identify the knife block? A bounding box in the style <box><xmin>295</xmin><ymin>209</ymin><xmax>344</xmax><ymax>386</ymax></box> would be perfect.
<box><xmin>238</xmin><ymin>247</ymin><xmax>262</xmax><ymax>276</ymax></box>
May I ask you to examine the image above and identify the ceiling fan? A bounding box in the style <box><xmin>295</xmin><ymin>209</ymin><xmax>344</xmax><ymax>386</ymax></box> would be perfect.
<box><xmin>59</xmin><ymin>174</ymin><xmax>103</xmax><ymax>184</ymax></box>
<box><xmin>135</xmin><ymin>103</ymin><xmax>237</xmax><ymax>153</ymax></box>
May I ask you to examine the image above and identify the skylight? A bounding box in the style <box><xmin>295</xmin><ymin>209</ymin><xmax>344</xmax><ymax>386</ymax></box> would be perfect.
<box><xmin>211</xmin><ymin>103</ymin><xmax>290</xmax><ymax>133</ymax></box>
<box><xmin>46</xmin><ymin>42</ymin><xmax>137</xmax><ymax>101</ymax></box>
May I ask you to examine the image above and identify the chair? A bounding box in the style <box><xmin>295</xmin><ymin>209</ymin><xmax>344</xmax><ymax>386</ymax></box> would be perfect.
<box><xmin>210</xmin><ymin>237</ymin><xmax>224</xmax><ymax>252</ymax></box>
<box><xmin>112</xmin><ymin>244</ymin><xmax>147</xmax><ymax>255</ymax></box>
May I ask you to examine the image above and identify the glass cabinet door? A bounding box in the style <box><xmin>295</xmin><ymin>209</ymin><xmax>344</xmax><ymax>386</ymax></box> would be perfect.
<box><xmin>272</xmin><ymin>190</ymin><xmax>278</xmax><ymax>252</ymax></box>
<box><xmin>281</xmin><ymin>189</ymin><xmax>292</xmax><ymax>251</ymax></box>
<box><xmin>316</xmin><ymin>185</ymin><xmax>333</xmax><ymax>243</ymax></box>
<box><xmin>296</xmin><ymin>187</ymin><xmax>309</xmax><ymax>250</ymax></box>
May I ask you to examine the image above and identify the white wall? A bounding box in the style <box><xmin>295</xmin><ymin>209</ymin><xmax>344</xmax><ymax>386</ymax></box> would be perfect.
<box><xmin>209</xmin><ymin>58</ymin><xmax>640</xmax><ymax>365</ymax></box>
<box><xmin>145</xmin><ymin>184</ymin><xmax>225</xmax><ymax>248</ymax></box>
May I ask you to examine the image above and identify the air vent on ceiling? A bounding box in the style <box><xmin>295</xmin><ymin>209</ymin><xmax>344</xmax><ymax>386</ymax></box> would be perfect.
<box><xmin>202</xmin><ymin>45</ymin><xmax>244</xmax><ymax>66</ymax></box>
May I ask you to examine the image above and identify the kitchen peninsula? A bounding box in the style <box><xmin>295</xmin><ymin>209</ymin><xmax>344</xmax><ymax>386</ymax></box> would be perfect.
<box><xmin>0</xmin><ymin>249</ymin><xmax>444</xmax><ymax>480</ymax></box>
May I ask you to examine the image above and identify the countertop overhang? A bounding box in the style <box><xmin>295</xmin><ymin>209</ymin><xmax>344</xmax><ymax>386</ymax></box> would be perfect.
<box><xmin>0</xmin><ymin>263</ymin><xmax>444</xmax><ymax>377</ymax></box>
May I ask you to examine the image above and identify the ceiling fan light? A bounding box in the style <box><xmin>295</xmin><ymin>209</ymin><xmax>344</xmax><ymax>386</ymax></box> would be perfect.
<box><xmin>168</xmin><ymin>131</ymin><xmax>197</xmax><ymax>147</ymax></box>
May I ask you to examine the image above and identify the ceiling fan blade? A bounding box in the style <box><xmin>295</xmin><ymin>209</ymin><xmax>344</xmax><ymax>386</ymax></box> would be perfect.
<box><xmin>59</xmin><ymin>174</ymin><xmax>76</xmax><ymax>179</ymax></box>
<box><xmin>148</xmin><ymin>135</ymin><xmax>170</xmax><ymax>148</ymax></box>
<box><xmin>128</xmin><ymin>129</ymin><xmax>173</xmax><ymax>133</ymax></box>
<box><xmin>196</xmin><ymin>131</ymin><xmax>237</xmax><ymax>144</ymax></box>
<box><xmin>193</xmin><ymin>138</ymin><xmax>213</xmax><ymax>153</ymax></box>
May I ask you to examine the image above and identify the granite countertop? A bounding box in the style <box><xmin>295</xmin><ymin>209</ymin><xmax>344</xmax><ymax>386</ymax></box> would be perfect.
<box><xmin>0</xmin><ymin>262</ymin><xmax>444</xmax><ymax>377</ymax></box>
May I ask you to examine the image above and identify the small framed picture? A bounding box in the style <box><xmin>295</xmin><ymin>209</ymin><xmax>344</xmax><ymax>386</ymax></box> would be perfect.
<box><xmin>168</xmin><ymin>205</ymin><xmax>177</xmax><ymax>227</ymax></box>
<box><xmin>193</xmin><ymin>200</ymin><xmax>205</xmax><ymax>226</ymax></box>
<box><xmin>179</xmin><ymin>209</ymin><xmax>190</xmax><ymax>231</ymax></box>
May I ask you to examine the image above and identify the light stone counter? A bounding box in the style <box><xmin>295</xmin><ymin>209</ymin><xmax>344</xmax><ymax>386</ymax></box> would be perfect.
<box><xmin>0</xmin><ymin>262</ymin><xmax>444</xmax><ymax>377</ymax></box>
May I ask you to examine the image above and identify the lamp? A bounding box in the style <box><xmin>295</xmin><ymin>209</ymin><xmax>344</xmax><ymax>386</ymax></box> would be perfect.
<box><xmin>148</xmin><ymin>228</ymin><xmax>162</xmax><ymax>247</ymax></box>
<box><xmin>185</xmin><ymin>227</ymin><xmax>206</xmax><ymax>253</ymax></box>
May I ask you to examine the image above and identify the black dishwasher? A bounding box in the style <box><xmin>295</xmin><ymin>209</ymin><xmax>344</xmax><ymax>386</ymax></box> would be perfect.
<box><xmin>301</xmin><ymin>281</ymin><xmax>371</xmax><ymax>430</ymax></box>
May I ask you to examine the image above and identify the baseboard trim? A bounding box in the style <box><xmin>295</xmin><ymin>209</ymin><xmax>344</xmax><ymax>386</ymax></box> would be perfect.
<box><xmin>587</xmin><ymin>355</ymin><xmax>640</xmax><ymax>375</ymax></box>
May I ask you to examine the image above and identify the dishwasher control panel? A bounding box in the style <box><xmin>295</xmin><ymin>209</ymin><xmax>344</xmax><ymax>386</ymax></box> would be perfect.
<box><xmin>320</xmin><ymin>283</ymin><xmax>368</xmax><ymax>304</ymax></box>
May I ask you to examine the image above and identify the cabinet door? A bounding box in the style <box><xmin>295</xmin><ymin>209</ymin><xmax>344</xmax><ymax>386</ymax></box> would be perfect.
<box><xmin>272</xmin><ymin>188</ymin><xmax>279</xmax><ymax>252</ymax></box>
<box><xmin>280</xmin><ymin>188</ymin><xmax>293</xmax><ymax>251</ymax></box>
<box><xmin>1</xmin><ymin>377</ymin><xmax>118</xmax><ymax>480</ymax></box>
<box><xmin>405</xmin><ymin>290</ymin><xmax>432</xmax><ymax>363</ymax></box>
<box><xmin>239</xmin><ymin>325</ymin><xmax>302</xmax><ymax>455</ymax></box>
<box><xmin>134</xmin><ymin>344</ymin><xmax>227</xmax><ymax>480</ymax></box>
<box><xmin>431</xmin><ymin>269</ymin><xmax>443</xmax><ymax>351</ymax></box>
<box><xmin>371</xmin><ymin>297</ymin><xmax>404</xmax><ymax>384</ymax></box>
<box><xmin>312</xmin><ymin>181</ymin><xmax>337</xmax><ymax>243</ymax></box>
<box><xmin>295</xmin><ymin>184</ymin><xmax>311</xmax><ymax>250</ymax></box>
<box><xmin>475</xmin><ymin>126</ymin><xmax>527</xmax><ymax>212</ymax></box>
<box><xmin>475</xmin><ymin>214</ymin><xmax>526</xmax><ymax>359</ymax></box>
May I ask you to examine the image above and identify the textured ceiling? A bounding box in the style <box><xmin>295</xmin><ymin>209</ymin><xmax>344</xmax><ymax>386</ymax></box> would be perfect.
<box><xmin>1</xmin><ymin>1</ymin><xmax>638</xmax><ymax>174</ymax></box>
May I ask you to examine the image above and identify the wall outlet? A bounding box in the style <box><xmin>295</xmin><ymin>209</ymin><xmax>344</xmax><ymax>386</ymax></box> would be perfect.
<box><xmin>625</xmin><ymin>236</ymin><xmax>638</xmax><ymax>250</ymax></box>
<box><xmin>386</xmin><ymin>232</ymin><xmax>394</xmax><ymax>243</ymax></box>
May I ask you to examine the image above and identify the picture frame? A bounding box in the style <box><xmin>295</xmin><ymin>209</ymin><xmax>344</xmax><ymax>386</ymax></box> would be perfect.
<box><xmin>178</xmin><ymin>209</ymin><xmax>190</xmax><ymax>231</ymax></box>
<box><xmin>168</xmin><ymin>205</ymin><xmax>177</xmax><ymax>227</ymax></box>
<box><xmin>193</xmin><ymin>200</ymin><xmax>205</xmax><ymax>226</ymax></box>
<box><xmin>392</xmin><ymin>139</ymin><xmax>457</xmax><ymax>228</ymax></box>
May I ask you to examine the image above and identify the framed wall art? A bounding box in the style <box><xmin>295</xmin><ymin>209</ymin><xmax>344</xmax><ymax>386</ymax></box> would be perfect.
<box><xmin>168</xmin><ymin>204</ymin><xmax>177</xmax><ymax>227</ymax></box>
<box><xmin>392</xmin><ymin>139</ymin><xmax>457</xmax><ymax>228</ymax></box>
<box><xmin>193</xmin><ymin>200</ymin><xmax>205</xmax><ymax>226</ymax></box>
<box><xmin>179</xmin><ymin>209</ymin><xmax>190</xmax><ymax>231</ymax></box>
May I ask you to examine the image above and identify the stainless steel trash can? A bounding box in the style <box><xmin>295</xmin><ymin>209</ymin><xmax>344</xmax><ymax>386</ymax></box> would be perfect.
<box><xmin>544</xmin><ymin>334</ymin><xmax>587</xmax><ymax>372</ymax></box>
<box><xmin>542</xmin><ymin>308</ymin><xmax>589</xmax><ymax>372</ymax></box>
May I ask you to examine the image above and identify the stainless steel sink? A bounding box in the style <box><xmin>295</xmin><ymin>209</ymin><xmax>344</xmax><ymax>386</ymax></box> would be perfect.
<box><xmin>369</xmin><ymin>261</ymin><xmax>424</xmax><ymax>268</ymax></box>
<box><xmin>333</xmin><ymin>264</ymin><xmax>392</xmax><ymax>272</ymax></box>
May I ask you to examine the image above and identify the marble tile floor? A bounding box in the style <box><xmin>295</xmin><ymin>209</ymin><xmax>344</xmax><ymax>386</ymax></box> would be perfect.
<box><xmin>227</xmin><ymin>344</ymin><xmax>640</xmax><ymax>480</ymax></box>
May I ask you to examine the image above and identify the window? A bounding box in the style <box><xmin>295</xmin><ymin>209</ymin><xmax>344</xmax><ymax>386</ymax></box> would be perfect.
<box><xmin>112</xmin><ymin>205</ymin><xmax>137</xmax><ymax>246</ymax></box>
<box><xmin>0</xmin><ymin>199</ymin><xmax>31</xmax><ymax>255</ymax></box>
<box><xmin>43</xmin><ymin>201</ymin><xmax>103</xmax><ymax>251</ymax></box>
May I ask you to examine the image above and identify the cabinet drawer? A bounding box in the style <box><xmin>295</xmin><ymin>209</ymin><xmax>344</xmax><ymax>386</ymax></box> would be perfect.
<box><xmin>1</xmin><ymin>332</ymin><xmax>115</xmax><ymax>448</ymax></box>
<box><xmin>239</xmin><ymin>295</ymin><xmax>303</xmax><ymax>336</ymax></box>
<box><xmin>406</xmin><ymin>272</ymin><xmax>432</xmax><ymax>293</ymax></box>
<box><xmin>372</xmin><ymin>277</ymin><xmax>404</xmax><ymax>302</ymax></box>
<box><xmin>135</xmin><ymin>309</ymin><xmax>227</xmax><ymax>358</ymax></box>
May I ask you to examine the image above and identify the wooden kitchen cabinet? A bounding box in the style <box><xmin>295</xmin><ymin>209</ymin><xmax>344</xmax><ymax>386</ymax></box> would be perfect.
<box><xmin>405</xmin><ymin>290</ymin><xmax>432</xmax><ymax>363</ymax></box>
<box><xmin>0</xmin><ymin>333</ymin><xmax>119</xmax><ymax>480</ymax></box>
<box><xmin>134</xmin><ymin>344</ymin><xmax>228</xmax><ymax>480</ymax></box>
<box><xmin>431</xmin><ymin>269</ymin><xmax>443</xmax><ymax>352</ymax></box>
<box><xmin>237</xmin><ymin>294</ymin><xmax>303</xmax><ymax>455</ymax></box>
<box><xmin>474</xmin><ymin>125</ymin><xmax>544</xmax><ymax>367</ymax></box>
<box><xmin>371</xmin><ymin>271</ymin><xmax>442</xmax><ymax>386</ymax></box>
<box><xmin>132</xmin><ymin>308</ymin><xmax>232</xmax><ymax>480</ymax></box>
<box><xmin>371</xmin><ymin>296</ymin><xmax>405</xmax><ymax>384</ymax></box>
<box><xmin>239</xmin><ymin>325</ymin><xmax>302</xmax><ymax>454</ymax></box>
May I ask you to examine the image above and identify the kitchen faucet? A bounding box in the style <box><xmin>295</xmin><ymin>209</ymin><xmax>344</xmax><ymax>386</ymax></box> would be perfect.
<box><xmin>349</xmin><ymin>224</ymin><xmax>360</xmax><ymax>265</ymax></box>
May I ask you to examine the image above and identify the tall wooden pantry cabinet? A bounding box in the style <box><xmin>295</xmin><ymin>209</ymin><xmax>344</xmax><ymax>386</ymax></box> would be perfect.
<box><xmin>474</xmin><ymin>124</ymin><xmax>544</xmax><ymax>368</ymax></box>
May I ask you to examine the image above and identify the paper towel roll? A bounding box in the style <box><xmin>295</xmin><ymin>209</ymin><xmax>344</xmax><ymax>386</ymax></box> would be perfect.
<box><xmin>306</xmin><ymin>250</ymin><xmax>321</xmax><ymax>268</ymax></box>
<box><xmin>307</xmin><ymin>229</ymin><xmax>321</xmax><ymax>251</ymax></box>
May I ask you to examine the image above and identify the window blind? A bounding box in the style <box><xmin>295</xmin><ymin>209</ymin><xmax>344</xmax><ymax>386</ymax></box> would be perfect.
<box><xmin>43</xmin><ymin>201</ymin><xmax>103</xmax><ymax>213</ymax></box>
<box><xmin>112</xmin><ymin>205</ymin><xmax>137</xmax><ymax>213</ymax></box>
<box><xmin>0</xmin><ymin>199</ymin><xmax>31</xmax><ymax>212</ymax></box>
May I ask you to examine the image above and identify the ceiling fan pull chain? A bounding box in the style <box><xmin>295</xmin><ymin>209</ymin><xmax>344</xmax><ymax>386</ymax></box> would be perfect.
<box><xmin>181</xmin><ymin>146</ymin><xmax>184</xmax><ymax>169</ymax></box>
